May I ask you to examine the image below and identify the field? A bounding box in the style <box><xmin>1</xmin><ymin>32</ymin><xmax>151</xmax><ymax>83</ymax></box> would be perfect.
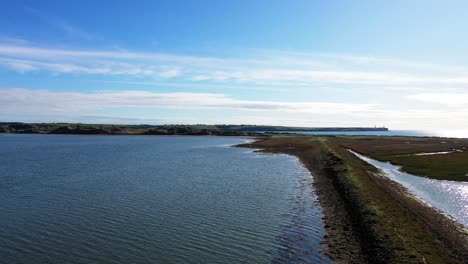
<box><xmin>333</xmin><ymin>136</ymin><xmax>468</xmax><ymax>181</ymax></box>
<box><xmin>238</xmin><ymin>135</ymin><xmax>467</xmax><ymax>263</ymax></box>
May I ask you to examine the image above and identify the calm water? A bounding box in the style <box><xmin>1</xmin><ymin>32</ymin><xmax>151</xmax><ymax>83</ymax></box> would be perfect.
<box><xmin>350</xmin><ymin>150</ymin><xmax>468</xmax><ymax>227</ymax></box>
<box><xmin>267</xmin><ymin>130</ymin><xmax>468</xmax><ymax>138</ymax></box>
<box><xmin>0</xmin><ymin>134</ymin><xmax>331</xmax><ymax>264</ymax></box>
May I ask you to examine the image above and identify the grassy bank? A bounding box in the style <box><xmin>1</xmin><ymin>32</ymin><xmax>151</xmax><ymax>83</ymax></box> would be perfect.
<box><xmin>334</xmin><ymin>136</ymin><xmax>468</xmax><ymax>182</ymax></box>
<box><xmin>238</xmin><ymin>135</ymin><xmax>467</xmax><ymax>263</ymax></box>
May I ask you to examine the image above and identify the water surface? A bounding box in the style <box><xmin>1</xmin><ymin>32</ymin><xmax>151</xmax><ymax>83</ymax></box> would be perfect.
<box><xmin>263</xmin><ymin>130</ymin><xmax>468</xmax><ymax>138</ymax></box>
<box><xmin>349</xmin><ymin>150</ymin><xmax>468</xmax><ymax>227</ymax></box>
<box><xmin>0</xmin><ymin>134</ymin><xmax>330</xmax><ymax>263</ymax></box>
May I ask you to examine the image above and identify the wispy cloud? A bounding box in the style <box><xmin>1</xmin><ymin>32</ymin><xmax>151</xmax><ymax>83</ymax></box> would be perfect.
<box><xmin>25</xmin><ymin>7</ymin><xmax>95</xmax><ymax>40</ymax></box>
<box><xmin>3</xmin><ymin>87</ymin><xmax>468</xmax><ymax>130</ymax></box>
<box><xmin>408</xmin><ymin>92</ymin><xmax>468</xmax><ymax>105</ymax></box>
<box><xmin>158</xmin><ymin>69</ymin><xmax>181</xmax><ymax>78</ymax></box>
<box><xmin>2</xmin><ymin>44</ymin><xmax>468</xmax><ymax>89</ymax></box>
<box><xmin>0</xmin><ymin>57</ymin><xmax>181</xmax><ymax>78</ymax></box>
<box><xmin>0</xmin><ymin>88</ymin><xmax>376</xmax><ymax>113</ymax></box>
<box><xmin>0</xmin><ymin>35</ymin><xmax>30</xmax><ymax>45</ymax></box>
<box><xmin>1</xmin><ymin>60</ymin><xmax>37</xmax><ymax>72</ymax></box>
<box><xmin>95</xmin><ymin>80</ymin><xmax>288</xmax><ymax>92</ymax></box>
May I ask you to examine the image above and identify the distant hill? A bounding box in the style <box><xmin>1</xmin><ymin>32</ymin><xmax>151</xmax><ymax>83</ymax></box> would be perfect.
<box><xmin>0</xmin><ymin>122</ymin><xmax>388</xmax><ymax>136</ymax></box>
<box><xmin>214</xmin><ymin>125</ymin><xmax>388</xmax><ymax>132</ymax></box>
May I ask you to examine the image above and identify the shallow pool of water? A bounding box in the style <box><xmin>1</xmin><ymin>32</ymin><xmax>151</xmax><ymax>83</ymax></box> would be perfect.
<box><xmin>349</xmin><ymin>150</ymin><xmax>468</xmax><ymax>227</ymax></box>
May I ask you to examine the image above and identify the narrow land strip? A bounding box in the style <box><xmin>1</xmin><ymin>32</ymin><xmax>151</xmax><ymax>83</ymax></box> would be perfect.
<box><xmin>238</xmin><ymin>135</ymin><xmax>467</xmax><ymax>264</ymax></box>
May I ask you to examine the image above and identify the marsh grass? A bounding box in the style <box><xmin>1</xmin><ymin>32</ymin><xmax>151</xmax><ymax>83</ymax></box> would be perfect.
<box><xmin>335</xmin><ymin>136</ymin><xmax>468</xmax><ymax>182</ymax></box>
<box><xmin>239</xmin><ymin>135</ymin><xmax>466</xmax><ymax>263</ymax></box>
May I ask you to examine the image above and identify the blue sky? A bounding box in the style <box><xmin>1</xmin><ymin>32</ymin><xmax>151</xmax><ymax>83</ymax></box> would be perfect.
<box><xmin>1</xmin><ymin>0</ymin><xmax>468</xmax><ymax>130</ymax></box>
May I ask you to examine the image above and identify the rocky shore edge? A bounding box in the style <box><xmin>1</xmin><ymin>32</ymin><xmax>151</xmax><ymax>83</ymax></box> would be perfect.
<box><xmin>237</xmin><ymin>136</ymin><xmax>467</xmax><ymax>264</ymax></box>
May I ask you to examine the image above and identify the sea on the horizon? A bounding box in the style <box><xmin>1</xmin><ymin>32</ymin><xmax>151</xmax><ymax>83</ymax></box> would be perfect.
<box><xmin>265</xmin><ymin>130</ymin><xmax>468</xmax><ymax>138</ymax></box>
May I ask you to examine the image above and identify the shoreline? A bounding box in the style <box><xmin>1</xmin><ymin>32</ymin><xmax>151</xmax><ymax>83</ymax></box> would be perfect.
<box><xmin>237</xmin><ymin>136</ymin><xmax>467</xmax><ymax>263</ymax></box>
<box><xmin>0</xmin><ymin>133</ymin><xmax>259</xmax><ymax>139</ymax></box>
<box><xmin>236</xmin><ymin>137</ymin><xmax>370</xmax><ymax>263</ymax></box>
<box><xmin>4</xmin><ymin>132</ymin><xmax>467</xmax><ymax>262</ymax></box>
<box><xmin>0</xmin><ymin>122</ymin><xmax>388</xmax><ymax>137</ymax></box>
<box><xmin>350</xmin><ymin>149</ymin><xmax>468</xmax><ymax>227</ymax></box>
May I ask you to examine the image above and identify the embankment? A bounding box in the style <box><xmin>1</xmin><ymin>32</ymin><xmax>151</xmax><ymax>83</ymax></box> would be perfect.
<box><xmin>238</xmin><ymin>136</ymin><xmax>466</xmax><ymax>264</ymax></box>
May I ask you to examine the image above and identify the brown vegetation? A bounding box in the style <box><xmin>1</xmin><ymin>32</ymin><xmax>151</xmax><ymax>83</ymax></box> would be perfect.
<box><xmin>238</xmin><ymin>135</ymin><xmax>467</xmax><ymax>263</ymax></box>
<box><xmin>335</xmin><ymin>136</ymin><xmax>468</xmax><ymax>181</ymax></box>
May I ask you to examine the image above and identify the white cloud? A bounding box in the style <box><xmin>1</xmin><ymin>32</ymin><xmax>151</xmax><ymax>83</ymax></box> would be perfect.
<box><xmin>2</xmin><ymin>44</ymin><xmax>468</xmax><ymax>130</ymax></box>
<box><xmin>2</xmin><ymin>61</ymin><xmax>37</xmax><ymax>72</ymax></box>
<box><xmin>2</xmin><ymin>44</ymin><xmax>468</xmax><ymax>88</ymax></box>
<box><xmin>0</xmin><ymin>58</ymin><xmax>181</xmax><ymax>77</ymax></box>
<box><xmin>0</xmin><ymin>88</ymin><xmax>376</xmax><ymax>114</ymax></box>
<box><xmin>0</xmin><ymin>36</ymin><xmax>30</xmax><ymax>45</ymax></box>
<box><xmin>97</xmin><ymin>80</ymin><xmax>288</xmax><ymax>92</ymax></box>
<box><xmin>0</xmin><ymin>44</ymin><xmax>220</xmax><ymax>63</ymax></box>
<box><xmin>158</xmin><ymin>69</ymin><xmax>181</xmax><ymax>78</ymax></box>
<box><xmin>408</xmin><ymin>93</ymin><xmax>468</xmax><ymax>105</ymax></box>
<box><xmin>3</xmin><ymin>87</ymin><xmax>468</xmax><ymax>130</ymax></box>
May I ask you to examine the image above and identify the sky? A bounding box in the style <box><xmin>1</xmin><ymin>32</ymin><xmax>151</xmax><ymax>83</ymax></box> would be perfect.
<box><xmin>1</xmin><ymin>0</ymin><xmax>468</xmax><ymax>130</ymax></box>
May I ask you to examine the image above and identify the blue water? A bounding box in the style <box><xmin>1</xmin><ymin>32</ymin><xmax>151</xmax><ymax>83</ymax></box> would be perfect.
<box><xmin>0</xmin><ymin>134</ymin><xmax>331</xmax><ymax>264</ymax></box>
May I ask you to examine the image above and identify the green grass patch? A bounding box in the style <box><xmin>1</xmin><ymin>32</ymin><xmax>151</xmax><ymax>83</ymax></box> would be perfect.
<box><xmin>334</xmin><ymin>136</ymin><xmax>468</xmax><ymax>182</ymax></box>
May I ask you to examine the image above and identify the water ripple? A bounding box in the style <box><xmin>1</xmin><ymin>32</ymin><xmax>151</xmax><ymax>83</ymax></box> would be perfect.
<box><xmin>0</xmin><ymin>135</ymin><xmax>331</xmax><ymax>263</ymax></box>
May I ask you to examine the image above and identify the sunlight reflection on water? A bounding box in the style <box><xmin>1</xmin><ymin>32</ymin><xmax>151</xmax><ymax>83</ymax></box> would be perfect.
<box><xmin>349</xmin><ymin>150</ymin><xmax>468</xmax><ymax>227</ymax></box>
<box><xmin>433</xmin><ymin>130</ymin><xmax>468</xmax><ymax>138</ymax></box>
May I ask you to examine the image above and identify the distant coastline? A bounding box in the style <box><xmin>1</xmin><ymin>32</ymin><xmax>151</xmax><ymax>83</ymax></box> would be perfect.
<box><xmin>0</xmin><ymin>122</ymin><xmax>388</xmax><ymax>136</ymax></box>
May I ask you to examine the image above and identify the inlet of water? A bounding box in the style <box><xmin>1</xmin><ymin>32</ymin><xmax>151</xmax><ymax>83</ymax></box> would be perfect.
<box><xmin>349</xmin><ymin>150</ymin><xmax>468</xmax><ymax>227</ymax></box>
<box><xmin>0</xmin><ymin>134</ymin><xmax>331</xmax><ymax>263</ymax></box>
